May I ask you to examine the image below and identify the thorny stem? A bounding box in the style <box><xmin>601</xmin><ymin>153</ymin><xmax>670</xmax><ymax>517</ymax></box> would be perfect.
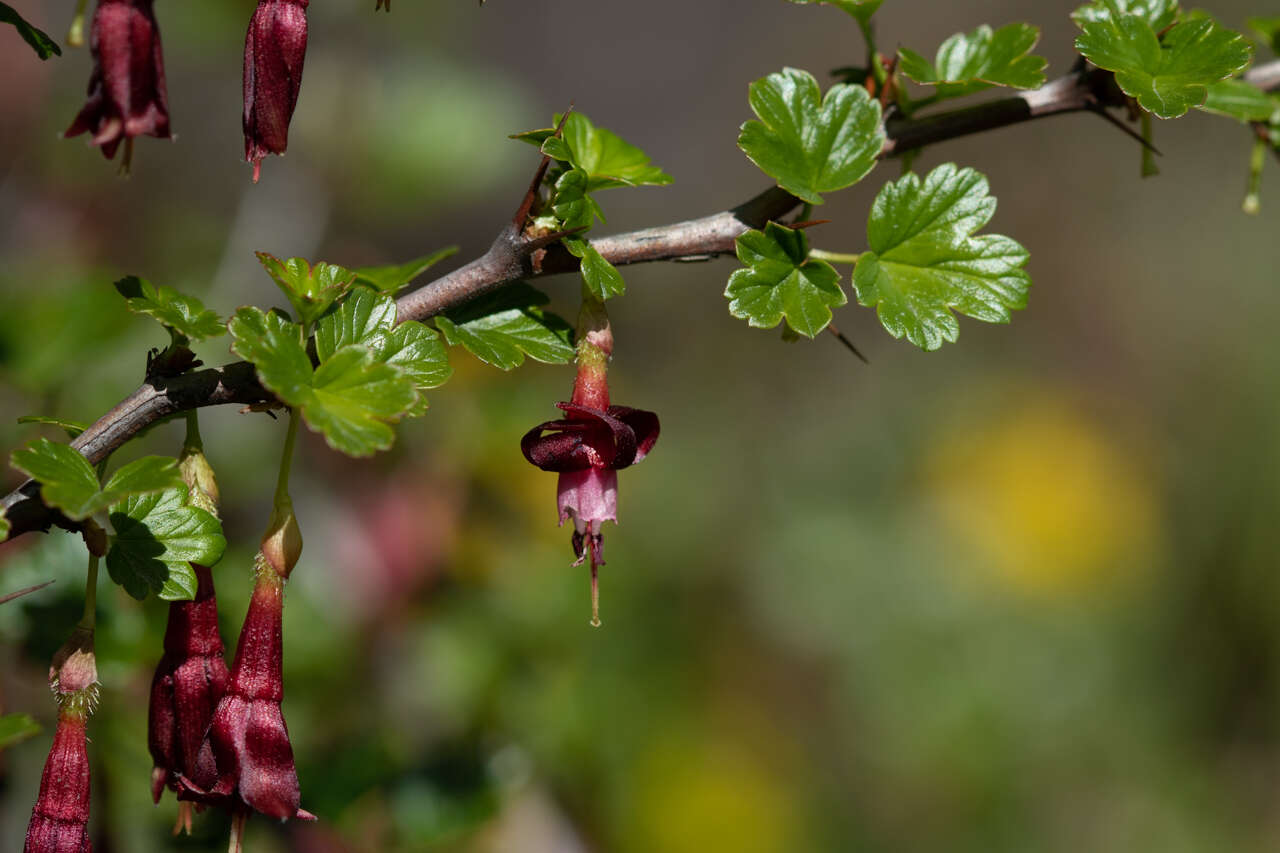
<box><xmin>5</xmin><ymin>60</ymin><xmax>1280</xmax><ymax>545</ymax></box>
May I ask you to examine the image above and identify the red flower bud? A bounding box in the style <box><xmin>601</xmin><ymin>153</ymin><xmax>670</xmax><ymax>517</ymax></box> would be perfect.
<box><xmin>64</xmin><ymin>0</ymin><xmax>171</xmax><ymax>162</ymax></box>
<box><xmin>148</xmin><ymin>564</ymin><xmax>229</xmax><ymax>804</ymax></box>
<box><xmin>243</xmin><ymin>0</ymin><xmax>309</xmax><ymax>182</ymax></box>
<box><xmin>180</xmin><ymin>556</ymin><xmax>312</xmax><ymax>822</ymax></box>
<box><xmin>24</xmin><ymin>712</ymin><xmax>92</xmax><ymax>853</ymax></box>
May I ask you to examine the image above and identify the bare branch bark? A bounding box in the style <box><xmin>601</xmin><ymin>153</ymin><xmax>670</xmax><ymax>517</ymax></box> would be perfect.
<box><xmin>4</xmin><ymin>60</ymin><xmax>1279</xmax><ymax>544</ymax></box>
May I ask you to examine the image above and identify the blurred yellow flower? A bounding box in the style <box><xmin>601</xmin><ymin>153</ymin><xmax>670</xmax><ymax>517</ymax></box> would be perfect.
<box><xmin>926</xmin><ymin>394</ymin><xmax>1160</xmax><ymax>595</ymax></box>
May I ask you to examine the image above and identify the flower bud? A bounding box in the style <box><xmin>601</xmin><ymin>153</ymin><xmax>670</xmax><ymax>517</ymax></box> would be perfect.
<box><xmin>179</xmin><ymin>448</ymin><xmax>220</xmax><ymax>517</ymax></box>
<box><xmin>242</xmin><ymin>0</ymin><xmax>309</xmax><ymax>182</ymax></box>
<box><xmin>24</xmin><ymin>712</ymin><xmax>92</xmax><ymax>853</ymax></box>
<box><xmin>64</xmin><ymin>0</ymin><xmax>171</xmax><ymax>162</ymax></box>
<box><xmin>260</xmin><ymin>502</ymin><xmax>303</xmax><ymax>579</ymax></box>
<box><xmin>49</xmin><ymin>627</ymin><xmax>99</xmax><ymax>718</ymax></box>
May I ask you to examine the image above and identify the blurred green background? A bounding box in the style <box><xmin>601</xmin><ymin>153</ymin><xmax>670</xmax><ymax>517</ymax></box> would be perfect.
<box><xmin>2</xmin><ymin>0</ymin><xmax>1279</xmax><ymax>850</ymax></box>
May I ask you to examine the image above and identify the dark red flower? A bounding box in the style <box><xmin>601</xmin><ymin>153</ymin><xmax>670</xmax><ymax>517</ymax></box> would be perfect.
<box><xmin>179</xmin><ymin>555</ymin><xmax>312</xmax><ymax>823</ymax></box>
<box><xmin>64</xmin><ymin>0</ymin><xmax>170</xmax><ymax>162</ymax></box>
<box><xmin>24</xmin><ymin>713</ymin><xmax>91</xmax><ymax>853</ymax></box>
<box><xmin>243</xmin><ymin>0</ymin><xmax>309</xmax><ymax>182</ymax></box>
<box><xmin>148</xmin><ymin>564</ymin><xmax>229</xmax><ymax>805</ymax></box>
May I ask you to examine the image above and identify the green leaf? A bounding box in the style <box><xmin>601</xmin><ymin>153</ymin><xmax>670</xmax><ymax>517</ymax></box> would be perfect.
<box><xmin>0</xmin><ymin>511</ymin><xmax>9</xmax><ymax>543</ymax></box>
<box><xmin>785</xmin><ymin>0</ymin><xmax>883</xmax><ymax>24</ymax></box>
<box><xmin>552</xmin><ymin>168</ymin><xmax>602</xmax><ymax>232</ymax></box>
<box><xmin>898</xmin><ymin>23</ymin><xmax>1047</xmax><ymax>98</ymax></box>
<box><xmin>0</xmin><ymin>2</ymin><xmax>60</xmax><ymax>59</ymax></box>
<box><xmin>304</xmin><ymin>346</ymin><xmax>417</xmax><ymax>457</ymax></box>
<box><xmin>852</xmin><ymin>163</ymin><xmax>1030</xmax><ymax>351</ymax></box>
<box><xmin>10</xmin><ymin>441</ymin><xmax>182</xmax><ymax>520</ymax></box>
<box><xmin>1075</xmin><ymin>12</ymin><xmax>1253</xmax><ymax>119</ymax></box>
<box><xmin>541</xmin><ymin>112</ymin><xmax>673</xmax><ymax>191</ymax></box>
<box><xmin>106</xmin><ymin>487</ymin><xmax>225</xmax><ymax>601</ymax></box>
<box><xmin>0</xmin><ymin>713</ymin><xmax>41</xmax><ymax>751</ymax></box>
<box><xmin>114</xmin><ymin>276</ymin><xmax>225</xmax><ymax>342</ymax></box>
<box><xmin>255</xmin><ymin>253</ymin><xmax>357</xmax><ymax>327</ymax></box>
<box><xmin>17</xmin><ymin>415</ymin><xmax>88</xmax><ymax>439</ymax></box>
<box><xmin>738</xmin><ymin>67</ymin><xmax>885</xmax><ymax>205</ymax></box>
<box><xmin>1071</xmin><ymin>0</ymin><xmax>1177</xmax><ymax>30</ymax></box>
<box><xmin>379</xmin><ymin>321</ymin><xmax>452</xmax><ymax>391</ymax></box>
<box><xmin>725</xmin><ymin>222</ymin><xmax>845</xmax><ymax>338</ymax></box>
<box><xmin>228</xmin><ymin>307</ymin><xmax>313</xmax><ymax>405</ymax></box>
<box><xmin>353</xmin><ymin>247</ymin><xmax>458</xmax><ymax>294</ymax></box>
<box><xmin>565</xmin><ymin>239</ymin><xmax>626</xmax><ymax>301</ymax></box>
<box><xmin>1249</xmin><ymin>16</ymin><xmax>1280</xmax><ymax>55</ymax></box>
<box><xmin>1198</xmin><ymin>78</ymin><xmax>1277</xmax><ymax>121</ymax></box>
<box><xmin>435</xmin><ymin>283</ymin><xmax>575</xmax><ymax>370</ymax></box>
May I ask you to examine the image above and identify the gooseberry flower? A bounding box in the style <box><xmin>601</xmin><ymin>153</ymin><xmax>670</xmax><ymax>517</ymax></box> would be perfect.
<box><xmin>147</xmin><ymin>564</ymin><xmax>229</xmax><ymax>807</ymax></box>
<box><xmin>242</xmin><ymin>0</ymin><xmax>309</xmax><ymax>182</ymax></box>
<box><xmin>521</xmin><ymin>295</ymin><xmax>659</xmax><ymax>624</ymax></box>
<box><xmin>64</xmin><ymin>0</ymin><xmax>171</xmax><ymax>164</ymax></box>
<box><xmin>26</xmin><ymin>629</ymin><xmax>98</xmax><ymax>853</ymax></box>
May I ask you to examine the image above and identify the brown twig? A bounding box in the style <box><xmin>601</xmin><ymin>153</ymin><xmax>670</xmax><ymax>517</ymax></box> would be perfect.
<box><xmin>3</xmin><ymin>60</ymin><xmax>1279</xmax><ymax>545</ymax></box>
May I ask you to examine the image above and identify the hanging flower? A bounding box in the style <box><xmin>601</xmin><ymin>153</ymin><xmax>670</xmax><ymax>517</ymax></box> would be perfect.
<box><xmin>64</xmin><ymin>0</ymin><xmax>171</xmax><ymax>164</ymax></box>
<box><xmin>25</xmin><ymin>629</ymin><xmax>98</xmax><ymax>853</ymax></box>
<box><xmin>521</xmin><ymin>294</ymin><xmax>659</xmax><ymax>624</ymax></box>
<box><xmin>242</xmin><ymin>0</ymin><xmax>309</xmax><ymax>182</ymax></box>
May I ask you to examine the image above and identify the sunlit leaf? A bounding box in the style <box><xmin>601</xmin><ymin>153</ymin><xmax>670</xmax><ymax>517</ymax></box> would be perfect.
<box><xmin>106</xmin><ymin>488</ymin><xmax>225</xmax><ymax>600</ymax></box>
<box><xmin>725</xmin><ymin>222</ymin><xmax>845</xmax><ymax>338</ymax></box>
<box><xmin>435</xmin><ymin>283</ymin><xmax>575</xmax><ymax>370</ymax></box>
<box><xmin>114</xmin><ymin>276</ymin><xmax>225</xmax><ymax>342</ymax></box>
<box><xmin>898</xmin><ymin>23</ymin><xmax>1047</xmax><ymax>98</ymax></box>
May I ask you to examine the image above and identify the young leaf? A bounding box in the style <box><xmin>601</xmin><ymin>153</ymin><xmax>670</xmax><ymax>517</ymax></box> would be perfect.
<box><xmin>1197</xmin><ymin>78</ymin><xmax>1277</xmax><ymax>121</ymax></box>
<box><xmin>1249</xmin><ymin>16</ymin><xmax>1280</xmax><ymax>55</ymax></box>
<box><xmin>379</xmin><ymin>321</ymin><xmax>452</xmax><ymax>391</ymax></box>
<box><xmin>0</xmin><ymin>2</ymin><xmax>61</xmax><ymax>59</ymax></box>
<box><xmin>305</xmin><ymin>346</ymin><xmax>417</xmax><ymax>457</ymax></box>
<box><xmin>852</xmin><ymin>164</ymin><xmax>1030</xmax><ymax>351</ymax></box>
<box><xmin>353</xmin><ymin>246</ymin><xmax>458</xmax><ymax>294</ymax></box>
<box><xmin>898</xmin><ymin>23</ymin><xmax>1047</xmax><ymax>98</ymax></box>
<box><xmin>1075</xmin><ymin>13</ymin><xmax>1253</xmax><ymax>119</ymax></box>
<box><xmin>435</xmin><ymin>283</ymin><xmax>575</xmax><ymax>370</ymax></box>
<box><xmin>785</xmin><ymin>0</ymin><xmax>883</xmax><ymax>24</ymax></box>
<box><xmin>17</xmin><ymin>415</ymin><xmax>88</xmax><ymax>439</ymax></box>
<box><xmin>1070</xmin><ymin>0</ymin><xmax>1177</xmax><ymax>30</ymax></box>
<box><xmin>725</xmin><ymin>222</ymin><xmax>845</xmax><ymax>338</ymax></box>
<box><xmin>10</xmin><ymin>440</ymin><xmax>182</xmax><ymax>520</ymax></box>
<box><xmin>114</xmin><ymin>276</ymin><xmax>225</xmax><ymax>342</ymax></box>
<box><xmin>0</xmin><ymin>713</ymin><xmax>41</xmax><ymax>750</ymax></box>
<box><xmin>106</xmin><ymin>488</ymin><xmax>226</xmax><ymax>601</ymax></box>
<box><xmin>552</xmin><ymin>168</ymin><xmax>605</xmax><ymax>232</ymax></box>
<box><xmin>229</xmin><ymin>306</ymin><xmax>313</xmax><ymax>404</ymax></box>
<box><xmin>540</xmin><ymin>112</ymin><xmax>673</xmax><ymax>191</ymax></box>
<box><xmin>255</xmin><ymin>252</ymin><xmax>357</xmax><ymax>327</ymax></box>
<box><xmin>565</xmin><ymin>239</ymin><xmax>626</xmax><ymax>301</ymax></box>
<box><xmin>314</xmin><ymin>287</ymin><xmax>398</xmax><ymax>360</ymax></box>
<box><xmin>738</xmin><ymin>67</ymin><xmax>884</xmax><ymax>205</ymax></box>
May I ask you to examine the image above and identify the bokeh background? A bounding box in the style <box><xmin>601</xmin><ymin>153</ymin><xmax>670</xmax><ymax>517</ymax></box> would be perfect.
<box><xmin>2</xmin><ymin>0</ymin><xmax>1279</xmax><ymax>850</ymax></box>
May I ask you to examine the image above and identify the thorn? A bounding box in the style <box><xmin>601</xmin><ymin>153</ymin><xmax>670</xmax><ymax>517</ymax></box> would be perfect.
<box><xmin>0</xmin><ymin>580</ymin><xmax>55</xmax><ymax>605</ymax></box>
<box><xmin>788</xmin><ymin>219</ymin><xmax>831</xmax><ymax>231</ymax></box>
<box><xmin>512</xmin><ymin>108</ymin><xmax>574</xmax><ymax>229</ymax></box>
<box><xmin>827</xmin><ymin>323</ymin><xmax>869</xmax><ymax>364</ymax></box>
<box><xmin>523</xmin><ymin>225</ymin><xmax>588</xmax><ymax>253</ymax></box>
<box><xmin>1089</xmin><ymin>106</ymin><xmax>1161</xmax><ymax>155</ymax></box>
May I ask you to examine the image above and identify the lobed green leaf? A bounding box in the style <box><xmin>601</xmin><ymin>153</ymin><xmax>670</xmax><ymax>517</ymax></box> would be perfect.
<box><xmin>255</xmin><ymin>253</ymin><xmax>357</xmax><ymax>327</ymax></box>
<box><xmin>852</xmin><ymin>163</ymin><xmax>1030</xmax><ymax>351</ymax></box>
<box><xmin>305</xmin><ymin>346</ymin><xmax>417</xmax><ymax>457</ymax></box>
<box><xmin>1198</xmin><ymin>78</ymin><xmax>1277</xmax><ymax>121</ymax></box>
<box><xmin>738</xmin><ymin>67</ymin><xmax>884</xmax><ymax>205</ymax></box>
<box><xmin>0</xmin><ymin>712</ymin><xmax>41</xmax><ymax>750</ymax></box>
<box><xmin>725</xmin><ymin>222</ymin><xmax>845</xmax><ymax>338</ymax></box>
<box><xmin>10</xmin><ymin>440</ymin><xmax>182</xmax><ymax>521</ymax></box>
<box><xmin>539</xmin><ymin>112</ymin><xmax>673</xmax><ymax>191</ymax></box>
<box><xmin>353</xmin><ymin>247</ymin><xmax>458</xmax><ymax>294</ymax></box>
<box><xmin>898</xmin><ymin>23</ymin><xmax>1047</xmax><ymax>98</ymax></box>
<box><xmin>435</xmin><ymin>283</ymin><xmax>575</xmax><ymax>370</ymax></box>
<box><xmin>106</xmin><ymin>487</ymin><xmax>226</xmax><ymax>600</ymax></box>
<box><xmin>228</xmin><ymin>306</ymin><xmax>313</xmax><ymax>405</ymax></box>
<box><xmin>1071</xmin><ymin>0</ymin><xmax>1177</xmax><ymax>30</ymax></box>
<box><xmin>1076</xmin><ymin>11</ymin><xmax>1253</xmax><ymax>119</ymax></box>
<box><xmin>114</xmin><ymin>276</ymin><xmax>225</xmax><ymax>342</ymax></box>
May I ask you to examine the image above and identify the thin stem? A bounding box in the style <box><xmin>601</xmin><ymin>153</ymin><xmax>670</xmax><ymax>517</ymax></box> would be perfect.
<box><xmin>273</xmin><ymin>409</ymin><xmax>300</xmax><ymax>510</ymax></box>
<box><xmin>183</xmin><ymin>410</ymin><xmax>204</xmax><ymax>454</ymax></box>
<box><xmin>809</xmin><ymin>249</ymin><xmax>863</xmax><ymax>266</ymax></box>
<box><xmin>1244</xmin><ymin>135</ymin><xmax>1265</xmax><ymax>215</ymax></box>
<box><xmin>589</xmin><ymin>552</ymin><xmax>601</xmax><ymax>628</ymax></box>
<box><xmin>78</xmin><ymin>554</ymin><xmax>98</xmax><ymax>630</ymax></box>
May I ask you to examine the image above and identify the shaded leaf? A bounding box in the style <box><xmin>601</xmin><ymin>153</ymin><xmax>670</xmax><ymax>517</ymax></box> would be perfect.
<box><xmin>255</xmin><ymin>253</ymin><xmax>356</xmax><ymax>327</ymax></box>
<box><xmin>114</xmin><ymin>276</ymin><xmax>224</xmax><ymax>342</ymax></box>
<box><xmin>107</xmin><ymin>488</ymin><xmax>225</xmax><ymax>601</ymax></box>
<box><xmin>852</xmin><ymin>163</ymin><xmax>1030</xmax><ymax>351</ymax></box>
<box><xmin>10</xmin><ymin>440</ymin><xmax>181</xmax><ymax>521</ymax></box>
<box><xmin>1076</xmin><ymin>12</ymin><xmax>1253</xmax><ymax>118</ymax></box>
<box><xmin>738</xmin><ymin>67</ymin><xmax>884</xmax><ymax>205</ymax></box>
<box><xmin>0</xmin><ymin>2</ymin><xmax>60</xmax><ymax>59</ymax></box>
<box><xmin>1249</xmin><ymin>16</ymin><xmax>1280</xmax><ymax>55</ymax></box>
<box><xmin>898</xmin><ymin>23</ymin><xmax>1047</xmax><ymax>98</ymax></box>
<box><xmin>0</xmin><ymin>713</ymin><xmax>41</xmax><ymax>750</ymax></box>
<box><xmin>353</xmin><ymin>247</ymin><xmax>458</xmax><ymax>294</ymax></box>
<box><xmin>17</xmin><ymin>415</ymin><xmax>88</xmax><ymax>439</ymax></box>
<box><xmin>1198</xmin><ymin>78</ymin><xmax>1277</xmax><ymax>121</ymax></box>
<box><xmin>435</xmin><ymin>283</ymin><xmax>575</xmax><ymax>370</ymax></box>
<box><xmin>725</xmin><ymin>222</ymin><xmax>845</xmax><ymax>338</ymax></box>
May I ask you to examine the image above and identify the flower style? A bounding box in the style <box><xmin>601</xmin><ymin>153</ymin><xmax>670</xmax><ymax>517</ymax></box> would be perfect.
<box><xmin>64</xmin><ymin>0</ymin><xmax>171</xmax><ymax>163</ymax></box>
<box><xmin>147</xmin><ymin>564</ymin><xmax>229</xmax><ymax>806</ymax></box>
<box><xmin>242</xmin><ymin>0</ymin><xmax>309</xmax><ymax>182</ymax></box>
<box><xmin>25</xmin><ymin>630</ymin><xmax>98</xmax><ymax>853</ymax></box>
<box><xmin>179</xmin><ymin>551</ymin><xmax>312</xmax><ymax>825</ymax></box>
<box><xmin>521</xmin><ymin>294</ymin><xmax>659</xmax><ymax>624</ymax></box>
